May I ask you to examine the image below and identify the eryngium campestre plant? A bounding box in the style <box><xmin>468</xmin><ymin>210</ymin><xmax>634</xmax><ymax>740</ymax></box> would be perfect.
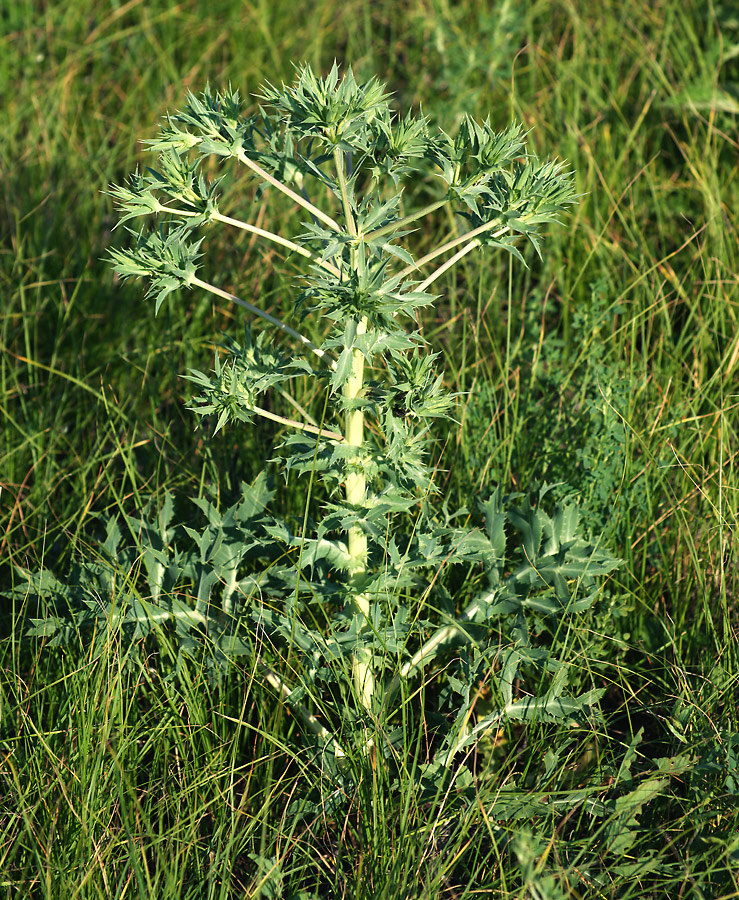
<box><xmin>18</xmin><ymin>64</ymin><xmax>620</xmax><ymax>780</ymax></box>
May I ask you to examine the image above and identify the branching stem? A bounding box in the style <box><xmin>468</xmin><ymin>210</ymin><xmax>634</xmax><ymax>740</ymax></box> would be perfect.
<box><xmin>211</xmin><ymin>212</ymin><xmax>343</xmax><ymax>276</ymax></box>
<box><xmin>397</xmin><ymin>219</ymin><xmax>511</xmax><ymax>281</ymax></box>
<box><xmin>158</xmin><ymin>206</ymin><xmax>342</xmax><ymax>276</ymax></box>
<box><xmin>416</xmin><ymin>240</ymin><xmax>479</xmax><ymax>292</ymax></box>
<box><xmin>364</xmin><ymin>199</ymin><xmax>448</xmax><ymax>241</ymax></box>
<box><xmin>257</xmin><ymin>661</ymin><xmax>347</xmax><ymax>762</ymax></box>
<box><xmin>384</xmin><ymin>593</ymin><xmax>492</xmax><ymax>706</ymax></box>
<box><xmin>334</xmin><ymin>148</ymin><xmax>357</xmax><ymax>238</ymax></box>
<box><xmin>276</xmin><ymin>387</ymin><xmax>320</xmax><ymax>428</ymax></box>
<box><xmin>249</xmin><ymin>403</ymin><xmax>344</xmax><ymax>442</ymax></box>
<box><xmin>236</xmin><ymin>148</ymin><xmax>342</xmax><ymax>233</ymax></box>
<box><xmin>190</xmin><ymin>276</ymin><xmax>336</xmax><ymax>369</ymax></box>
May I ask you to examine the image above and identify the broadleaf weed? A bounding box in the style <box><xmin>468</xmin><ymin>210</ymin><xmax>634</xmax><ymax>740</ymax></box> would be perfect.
<box><xmin>13</xmin><ymin>63</ymin><xmax>621</xmax><ymax>802</ymax></box>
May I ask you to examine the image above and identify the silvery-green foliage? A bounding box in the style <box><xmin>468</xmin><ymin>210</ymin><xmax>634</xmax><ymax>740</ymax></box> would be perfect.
<box><xmin>14</xmin><ymin>64</ymin><xmax>620</xmax><ymax>781</ymax></box>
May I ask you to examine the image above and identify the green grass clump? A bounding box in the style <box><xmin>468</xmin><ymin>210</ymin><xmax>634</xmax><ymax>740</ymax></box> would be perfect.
<box><xmin>2</xmin><ymin>1</ymin><xmax>738</xmax><ymax>898</ymax></box>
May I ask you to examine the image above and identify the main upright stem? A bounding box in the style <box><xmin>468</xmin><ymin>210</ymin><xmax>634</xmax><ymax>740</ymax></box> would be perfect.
<box><xmin>345</xmin><ymin>316</ymin><xmax>373</xmax><ymax>711</ymax></box>
<box><xmin>336</xmin><ymin>144</ymin><xmax>373</xmax><ymax>712</ymax></box>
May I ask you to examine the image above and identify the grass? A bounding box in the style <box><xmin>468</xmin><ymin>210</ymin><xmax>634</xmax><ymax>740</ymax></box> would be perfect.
<box><xmin>1</xmin><ymin>0</ymin><xmax>738</xmax><ymax>896</ymax></box>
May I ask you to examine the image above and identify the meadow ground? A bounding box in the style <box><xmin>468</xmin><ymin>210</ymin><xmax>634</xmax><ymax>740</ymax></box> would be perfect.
<box><xmin>1</xmin><ymin>1</ymin><xmax>738</xmax><ymax>897</ymax></box>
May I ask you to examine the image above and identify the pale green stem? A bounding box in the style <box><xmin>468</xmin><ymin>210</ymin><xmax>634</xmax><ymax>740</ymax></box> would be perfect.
<box><xmin>127</xmin><ymin>603</ymin><xmax>349</xmax><ymax>760</ymax></box>
<box><xmin>334</xmin><ymin>147</ymin><xmax>357</xmax><ymax>238</ymax></box>
<box><xmin>333</xmin><ymin>146</ymin><xmax>373</xmax><ymax>713</ymax></box>
<box><xmin>364</xmin><ymin>199</ymin><xmax>448</xmax><ymax>241</ymax></box>
<box><xmin>416</xmin><ymin>240</ymin><xmax>480</xmax><ymax>292</ymax></box>
<box><xmin>236</xmin><ymin>148</ymin><xmax>342</xmax><ymax>233</ymax></box>
<box><xmin>397</xmin><ymin>219</ymin><xmax>511</xmax><ymax>281</ymax></box>
<box><xmin>155</xmin><ymin>204</ymin><xmax>199</xmax><ymax>218</ymax></box>
<box><xmin>344</xmin><ymin>315</ymin><xmax>373</xmax><ymax>712</ymax></box>
<box><xmin>158</xmin><ymin>205</ymin><xmax>342</xmax><ymax>277</ymax></box>
<box><xmin>276</xmin><ymin>387</ymin><xmax>320</xmax><ymax>428</ymax></box>
<box><xmin>211</xmin><ymin>212</ymin><xmax>343</xmax><ymax>277</ymax></box>
<box><xmin>249</xmin><ymin>403</ymin><xmax>344</xmax><ymax>443</ymax></box>
<box><xmin>189</xmin><ymin>275</ymin><xmax>336</xmax><ymax>370</ymax></box>
<box><xmin>256</xmin><ymin>661</ymin><xmax>347</xmax><ymax>763</ymax></box>
<box><xmin>384</xmin><ymin>591</ymin><xmax>493</xmax><ymax>706</ymax></box>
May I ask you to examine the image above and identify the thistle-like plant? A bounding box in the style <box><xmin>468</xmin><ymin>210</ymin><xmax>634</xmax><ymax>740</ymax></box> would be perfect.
<box><xmin>19</xmin><ymin>64</ymin><xmax>620</xmax><ymax>781</ymax></box>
